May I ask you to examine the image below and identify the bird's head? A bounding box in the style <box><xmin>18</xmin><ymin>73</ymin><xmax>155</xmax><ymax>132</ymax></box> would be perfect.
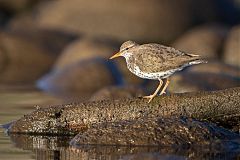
<box><xmin>109</xmin><ymin>40</ymin><xmax>139</xmax><ymax>59</ymax></box>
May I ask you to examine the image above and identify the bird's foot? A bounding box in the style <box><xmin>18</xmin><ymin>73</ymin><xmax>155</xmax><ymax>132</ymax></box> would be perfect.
<box><xmin>143</xmin><ymin>94</ymin><xmax>156</xmax><ymax>103</ymax></box>
<box><xmin>159</xmin><ymin>91</ymin><xmax>166</xmax><ymax>95</ymax></box>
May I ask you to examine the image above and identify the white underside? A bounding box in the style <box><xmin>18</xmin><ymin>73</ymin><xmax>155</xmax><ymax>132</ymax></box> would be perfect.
<box><xmin>132</xmin><ymin>65</ymin><xmax>179</xmax><ymax>80</ymax></box>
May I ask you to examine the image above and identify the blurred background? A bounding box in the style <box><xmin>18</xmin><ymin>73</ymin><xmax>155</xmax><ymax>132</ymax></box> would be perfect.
<box><xmin>0</xmin><ymin>0</ymin><xmax>239</xmax><ymax>103</ymax></box>
<box><xmin>0</xmin><ymin>0</ymin><xmax>239</xmax><ymax>159</ymax></box>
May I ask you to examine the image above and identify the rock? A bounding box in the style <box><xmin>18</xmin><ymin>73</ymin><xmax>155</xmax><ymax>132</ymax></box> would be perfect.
<box><xmin>8</xmin><ymin>88</ymin><xmax>240</xmax><ymax>135</ymax></box>
<box><xmin>7</xmin><ymin>12</ymin><xmax>40</xmax><ymax>31</ymax></box>
<box><xmin>0</xmin><ymin>13</ymin><xmax>78</xmax><ymax>84</ymax></box>
<box><xmin>7</xmin><ymin>14</ymin><xmax>79</xmax><ymax>54</ymax></box>
<box><xmin>188</xmin><ymin>61</ymin><xmax>240</xmax><ymax>78</ymax></box>
<box><xmin>34</xmin><ymin>0</ymin><xmax>195</xmax><ymax>42</ymax></box>
<box><xmin>89</xmin><ymin>86</ymin><xmax>144</xmax><ymax>101</ymax></box>
<box><xmin>223</xmin><ymin>25</ymin><xmax>240</xmax><ymax>67</ymax></box>
<box><xmin>168</xmin><ymin>61</ymin><xmax>240</xmax><ymax>93</ymax></box>
<box><xmin>38</xmin><ymin>38</ymin><xmax>145</xmax><ymax>99</ymax></box>
<box><xmin>37</xmin><ymin>59</ymin><xmax>114</xmax><ymax>101</ymax></box>
<box><xmin>38</xmin><ymin>57</ymin><xmax>146</xmax><ymax>101</ymax></box>
<box><xmin>11</xmin><ymin>29</ymin><xmax>78</xmax><ymax>55</ymax></box>
<box><xmin>70</xmin><ymin>117</ymin><xmax>240</xmax><ymax>147</ymax></box>
<box><xmin>0</xmin><ymin>0</ymin><xmax>33</xmax><ymax>13</ymax></box>
<box><xmin>173</xmin><ymin>24</ymin><xmax>228</xmax><ymax>59</ymax></box>
<box><xmin>54</xmin><ymin>38</ymin><xmax>118</xmax><ymax>70</ymax></box>
<box><xmin>0</xmin><ymin>49</ymin><xmax>7</xmax><ymax>73</ymax></box>
<box><xmin>0</xmin><ymin>31</ymin><xmax>57</xmax><ymax>84</ymax></box>
<box><xmin>168</xmin><ymin>71</ymin><xmax>240</xmax><ymax>93</ymax></box>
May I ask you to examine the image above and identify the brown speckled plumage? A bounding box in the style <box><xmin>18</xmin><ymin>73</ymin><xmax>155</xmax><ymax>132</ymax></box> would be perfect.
<box><xmin>126</xmin><ymin>42</ymin><xmax>204</xmax><ymax>75</ymax></box>
<box><xmin>110</xmin><ymin>40</ymin><xmax>206</xmax><ymax>103</ymax></box>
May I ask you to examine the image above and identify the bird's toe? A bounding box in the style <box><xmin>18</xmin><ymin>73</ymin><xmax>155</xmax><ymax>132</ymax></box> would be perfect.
<box><xmin>143</xmin><ymin>95</ymin><xmax>155</xmax><ymax>103</ymax></box>
<box><xmin>159</xmin><ymin>91</ymin><xmax>166</xmax><ymax>95</ymax></box>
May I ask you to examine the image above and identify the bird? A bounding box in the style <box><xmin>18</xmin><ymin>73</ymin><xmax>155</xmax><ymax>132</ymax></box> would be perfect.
<box><xmin>109</xmin><ymin>40</ymin><xmax>207</xmax><ymax>103</ymax></box>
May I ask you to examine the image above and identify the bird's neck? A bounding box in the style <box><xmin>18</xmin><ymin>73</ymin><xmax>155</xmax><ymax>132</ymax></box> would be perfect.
<box><xmin>122</xmin><ymin>51</ymin><xmax>133</xmax><ymax>60</ymax></box>
<box><xmin>123</xmin><ymin>52</ymin><xmax>135</xmax><ymax>72</ymax></box>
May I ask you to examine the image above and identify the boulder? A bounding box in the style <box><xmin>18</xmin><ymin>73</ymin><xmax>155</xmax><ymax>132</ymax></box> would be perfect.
<box><xmin>38</xmin><ymin>37</ymin><xmax>145</xmax><ymax>100</ymax></box>
<box><xmin>70</xmin><ymin>117</ymin><xmax>240</xmax><ymax>147</ymax></box>
<box><xmin>168</xmin><ymin>71</ymin><xmax>240</xmax><ymax>93</ymax></box>
<box><xmin>173</xmin><ymin>24</ymin><xmax>228</xmax><ymax>59</ymax></box>
<box><xmin>54</xmin><ymin>38</ymin><xmax>118</xmax><ymax>70</ymax></box>
<box><xmin>223</xmin><ymin>25</ymin><xmax>240</xmax><ymax>67</ymax></box>
<box><xmin>34</xmin><ymin>0</ymin><xmax>195</xmax><ymax>42</ymax></box>
<box><xmin>7</xmin><ymin>14</ymin><xmax>79</xmax><ymax>54</ymax></box>
<box><xmin>188</xmin><ymin>61</ymin><xmax>240</xmax><ymax>78</ymax></box>
<box><xmin>0</xmin><ymin>0</ymin><xmax>33</xmax><ymax>13</ymax></box>
<box><xmin>37</xmin><ymin>60</ymin><xmax>114</xmax><ymax>101</ymax></box>
<box><xmin>0</xmin><ymin>31</ymin><xmax>56</xmax><ymax>84</ymax></box>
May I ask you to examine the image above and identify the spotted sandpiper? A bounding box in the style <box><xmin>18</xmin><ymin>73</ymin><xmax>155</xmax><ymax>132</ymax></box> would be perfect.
<box><xmin>110</xmin><ymin>40</ymin><xmax>206</xmax><ymax>103</ymax></box>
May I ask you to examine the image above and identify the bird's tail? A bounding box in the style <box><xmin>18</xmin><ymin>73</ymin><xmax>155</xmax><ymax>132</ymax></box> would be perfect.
<box><xmin>189</xmin><ymin>59</ymin><xmax>208</xmax><ymax>65</ymax></box>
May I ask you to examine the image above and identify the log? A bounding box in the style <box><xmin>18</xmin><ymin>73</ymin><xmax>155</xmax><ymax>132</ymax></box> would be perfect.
<box><xmin>8</xmin><ymin>87</ymin><xmax>240</xmax><ymax>135</ymax></box>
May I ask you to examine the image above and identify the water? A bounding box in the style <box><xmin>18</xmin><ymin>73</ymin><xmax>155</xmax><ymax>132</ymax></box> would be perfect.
<box><xmin>0</xmin><ymin>87</ymin><xmax>62</xmax><ymax>160</ymax></box>
<box><xmin>0</xmin><ymin>87</ymin><xmax>239</xmax><ymax>160</ymax></box>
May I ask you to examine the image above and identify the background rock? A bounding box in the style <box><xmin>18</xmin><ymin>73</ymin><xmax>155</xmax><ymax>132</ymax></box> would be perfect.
<box><xmin>188</xmin><ymin>61</ymin><xmax>240</xmax><ymax>78</ymax></box>
<box><xmin>38</xmin><ymin>38</ymin><xmax>146</xmax><ymax>100</ymax></box>
<box><xmin>54</xmin><ymin>38</ymin><xmax>118</xmax><ymax>70</ymax></box>
<box><xmin>0</xmin><ymin>31</ymin><xmax>57</xmax><ymax>84</ymax></box>
<box><xmin>37</xmin><ymin>60</ymin><xmax>114</xmax><ymax>101</ymax></box>
<box><xmin>223</xmin><ymin>25</ymin><xmax>240</xmax><ymax>67</ymax></box>
<box><xmin>0</xmin><ymin>0</ymin><xmax>35</xmax><ymax>13</ymax></box>
<box><xmin>168</xmin><ymin>71</ymin><xmax>240</xmax><ymax>93</ymax></box>
<box><xmin>34</xmin><ymin>0</ymin><xmax>195</xmax><ymax>42</ymax></box>
<box><xmin>173</xmin><ymin>24</ymin><xmax>228</xmax><ymax>59</ymax></box>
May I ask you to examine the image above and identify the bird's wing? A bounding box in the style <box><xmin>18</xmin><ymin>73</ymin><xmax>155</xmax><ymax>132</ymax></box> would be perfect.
<box><xmin>134</xmin><ymin>44</ymin><xmax>199</xmax><ymax>73</ymax></box>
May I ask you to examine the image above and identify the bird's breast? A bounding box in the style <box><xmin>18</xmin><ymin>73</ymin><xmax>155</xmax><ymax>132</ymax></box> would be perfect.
<box><xmin>126</xmin><ymin>58</ymin><xmax>177</xmax><ymax>80</ymax></box>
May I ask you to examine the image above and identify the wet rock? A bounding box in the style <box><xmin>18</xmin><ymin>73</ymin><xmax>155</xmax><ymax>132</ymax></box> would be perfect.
<box><xmin>223</xmin><ymin>25</ymin><xmax>240</xmax><ymax>67</ymax></box>
<box><xmin>8</xmin><ymin>87</ymin><xmax>240</xmax><ymax>135</ymax></box>
<box><xmin>89</xmin><ymin>86</ymin><xmax>144</xmax><ymax>101</ymax></box>
<box><xmin>34</xmin><ymin>0</ymin><xmax>195</xmax><ymax>42</ymax></box>
<box><xmin>0</xmin><ymin>31</ymin><xmax>57</xmax><ymax>84</ymax></box>
<box><xmin>173</xmin><ymin>24</ymin><xmax>228</xmax><ymax>59</ymax></box>
<box><xmin>70</xmin><ymin>117</ymin><xmax>240</xmax><ymax>147</ymax></box>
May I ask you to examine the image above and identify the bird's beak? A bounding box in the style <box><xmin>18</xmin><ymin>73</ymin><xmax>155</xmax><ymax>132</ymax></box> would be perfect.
<box><xmin>109</xmin><ymin>52</ymin><xmax>122</xmax><ymax>59</ymax></box>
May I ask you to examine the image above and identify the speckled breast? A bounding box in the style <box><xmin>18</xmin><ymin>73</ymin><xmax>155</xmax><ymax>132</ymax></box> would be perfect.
<box><xmin>127</xmin><ymin>60</ymin><xmax>177</xmax><ymax>80</ymax></box>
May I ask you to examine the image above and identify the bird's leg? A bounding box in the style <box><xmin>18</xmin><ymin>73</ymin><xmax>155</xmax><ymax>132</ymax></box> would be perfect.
<box><xmin>159</xmin><ymin>78</ymin><xmax>170</xmax><ymax>95</ymax></box>
<box><xmin>143</xmin><ymin>79</ymin><xmax>163</xmax><ymax>103</ymax></box>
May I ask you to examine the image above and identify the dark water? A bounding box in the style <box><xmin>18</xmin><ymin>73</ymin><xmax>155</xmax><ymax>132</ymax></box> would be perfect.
<box><xmin>0</xmin><ymin>87</ymin><xmax>239</xmax><ymax>160</ymax></box>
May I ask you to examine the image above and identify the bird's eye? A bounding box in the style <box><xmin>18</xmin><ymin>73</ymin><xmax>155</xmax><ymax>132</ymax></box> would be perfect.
<box><xmin>125</xmin><ymin>48</ymin><xmax>129</xmax><ymax>50</ymax></box>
